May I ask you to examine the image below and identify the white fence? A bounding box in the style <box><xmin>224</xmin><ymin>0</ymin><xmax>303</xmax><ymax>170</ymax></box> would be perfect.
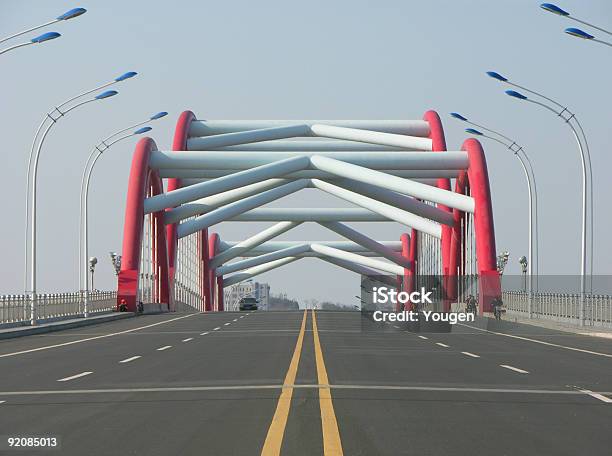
<box><xmin>0</xmin><ymin>291</ymin><xmax>117</xmax><ymax>326</ymax></box>
<box><xmin>502</xmin><ymin>291</ymin><xmax>612</xmax><ymax>327</ymax></box>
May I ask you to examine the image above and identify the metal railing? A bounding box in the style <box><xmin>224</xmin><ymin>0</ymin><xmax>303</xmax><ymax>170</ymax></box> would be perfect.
<box><xmin>0</xmin><ymin>291</ymin><xmax>116</xmax><ymax>326</ymax></box>
<box><xmin>503</xmin><ymin>290</ymin><xmax>612</xmax><ymax>327</ymax></box>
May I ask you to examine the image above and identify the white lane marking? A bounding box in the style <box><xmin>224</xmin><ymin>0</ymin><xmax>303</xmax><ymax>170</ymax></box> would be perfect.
<box><xmin>460</xmin><ymin>323</ymin><xmax>612</xmax><ymax>358</ymax></box>
<box><xmin>156</xmin><ymin>345</ymin><xmax>172</xmax><ymax>351</ymax></box>
<box><xmin>500</xmin><ymin>364</ymin><xmax>529</xmax><ymax>374</ymax></box>
<box><xmin>224</xmin><ymin>323</ymin><xmax>231</xmax><ymax>326</ymax></box>
<box><xmin>233</xmin><ymin>319</ymin><xmax>238</xmax><ymax>322</ymax></box>
<box><xmin>436</xmin><ymin>343</ymin><xmax>450</xmax><ymax>348</ymax></box>
<box><xmin>119</xmin><ymin>356</ymin><xmax>141</xmax><ymax>364</ymax></box>
<box><xmin>200</xmin><ymin>332</ymin><xmax>209</xmax><ymax>336</ymax></box>
<box><xmin>182</xmin><ymin>338</ymin><xmax>194</xmax><ymax>342</ymax></box>
<box><xmin>57</xmin><ymin>371</ymin><xmax>93</xmax><ymax>382</ymax></box>
<box><xmin>393</xmin><ymin>325</ymin><xmax>400</xmax><ymax>329</ymax></box>
<box><xmin>418</xmin><ymin>335</ymin><xmax>428</xmax><ymax>340</ymax></box>
<box><xmin>213</xmin><ymin>327</ymin><xmax>221</xmax><ymax>331</ymax></box>
<box><xmin>0</xmin><ymin>313</ymin><xmax>199</xmax><ymax>359</ymax></box>
<box><xmin>0</xmin><ymin>400</ymin><xmax>5</xmax><ymax>404</ymax></box>
<box><xmin>240</xmin><ymin>316</ymin><xmax>245</xmax><ymax>319</ymax></box>
<box><xmin>461</xmin><ymin>352</ymin><xmax>480</xmax><ymax>358</ymax></box>
<box><xmin>580</xmin><ymin>389</ymin><xmax>612</xmax><ymax>403</ymax></box>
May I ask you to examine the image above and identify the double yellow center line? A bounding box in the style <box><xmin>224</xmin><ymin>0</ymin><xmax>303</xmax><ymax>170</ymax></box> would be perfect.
<box><xmin>261</xmin><ymin>310</ymin><xmax>343</xmax><ymax>455</ymax></box>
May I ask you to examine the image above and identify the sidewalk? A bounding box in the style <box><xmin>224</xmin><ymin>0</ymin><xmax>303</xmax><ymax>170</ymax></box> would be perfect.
<box><xmin>503</xmin><ymin>311</ymin><xmax>612</xmax><ymax>339</ymax></box>
<box><xmin>0</xmin><ymin>312</ymin><xmax>135</xmax><ymax>340</ymax></box>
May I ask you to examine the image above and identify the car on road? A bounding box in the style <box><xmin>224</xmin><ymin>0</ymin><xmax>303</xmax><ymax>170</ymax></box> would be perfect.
<box><xmin>239</xmin><ymin>297</ymin><xmax>259</xmax><ymax>311</ymax></box>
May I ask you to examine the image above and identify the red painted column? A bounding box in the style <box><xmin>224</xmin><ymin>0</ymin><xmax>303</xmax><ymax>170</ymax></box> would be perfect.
<box><xmin>400</xmin><ymin>233</ymin><xmax>413</xmax><ymax>311</ymax></box>
<box><xmin>216</xmin><ymin>276</ymin><xmax>224</xmax><ymax>311</ymax></box>
<box><xmin>117</xmin><ymin>138</ymin><xmax>170</xmax><ymax>312</ymax></box>
<box><xmin>208</xmin><ymin>233</ymin><xmax>220</xmax><ymax>311</ymax></box>
<box><xmin>423</xmin><ymin>111</ymin><xmax>453</xmax><ymax>312</ymax></box>
<box><xmin>166</xmin><ymin>111</ymin><xmax>196</xmax><ymax>301</ymax></box>
<box><xmin>462</xmin><ymin>138</ymin><xmax>501</xmax><ymax>314</ymax></box>
<box><xmin>408</xmin><ymin>228</ymin><xmax>418</xmax><ymax>296</ymax></box>
<box><xmin>200</xmin><ymin>229</ymin><xmax>211</xmax><ymax>311</ymax></box>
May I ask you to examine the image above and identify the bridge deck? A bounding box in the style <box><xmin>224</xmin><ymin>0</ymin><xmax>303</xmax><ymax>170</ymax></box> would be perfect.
<box><xmin>0</xmin><ymin>311</ymin><xmax>611</xmax><ymax>455</ymax></box>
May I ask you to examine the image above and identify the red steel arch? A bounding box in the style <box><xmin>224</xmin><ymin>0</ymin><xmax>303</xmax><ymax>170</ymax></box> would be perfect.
<box><xmin>116</xmin><ymin>110</ymin><xmax>500</xmax><ymax>314</ymax></box>
<box><xmin>116</xmin><ymin>137</ymin><xmax>170</xmax><ymax>312</ymax></box>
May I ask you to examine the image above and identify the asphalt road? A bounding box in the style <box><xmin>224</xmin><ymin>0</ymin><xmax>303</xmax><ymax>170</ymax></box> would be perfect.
<box><xmin>0</xmin><ymin>310</ymin><xmax>611</xmax><ymax>455</ymax></box>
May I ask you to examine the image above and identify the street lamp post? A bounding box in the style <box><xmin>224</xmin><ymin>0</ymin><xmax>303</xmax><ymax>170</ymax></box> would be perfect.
<box><xmin>0</xmin><ymin>7</ymin><xmax>86</xmax><ymax>55</ymax></box>
<box><xmin>540</xmin><ymin>3</ymin><xmax>612</xmax><ymax>47</ymax></box>
<box><xmin>109</xmin><ymin>252</ymin><xmax>122</xmax><ymax>276</ymax></box>
<box><xmin>80</xmin><ymin>123</ymin><xmax>160</xmax><ymax>317</ymax></box>
<box><xmin>451</xmin><ymin>113</ymin><xmax>539</xmax><ymax>313</ymax></box>
<box><xmin>88</xmin><ymin>257</ymin><xmax>98</xmax><ymax>292</ymax></box>
<box><xmin>487</xmin><ymin>71</ymin><xmax>592</xmax><ymax>325</ymax></box>
<box><xmin>519</xmin><ymin>256</ymin><xmax>528</xmax><ymax>292</ymax></box>
<box><xmin>0</xmin><ymin>32</ymin><xmax>61</xmax><ymax>56</ymax></box>
<box><xmin>25</xmin><ymin>71</ymin><xmax>137</xmax><ymax>326</ymax></box>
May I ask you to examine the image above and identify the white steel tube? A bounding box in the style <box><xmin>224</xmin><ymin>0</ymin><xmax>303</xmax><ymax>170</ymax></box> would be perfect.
<box><xmin>211</xmin><ymin>222</ymin><xmax>301</xmax><ymax>269</ymax></box>
<box><xmin>216</xmin><ymin>244</ymin><xmax>310</xmax><ymax>276</ymax></box>
<box><xmin>311</xmin><ymin>179</ymin><xmax>442</xmax><ymax>238</ymax></box>
<box><xmin>225</xmin><ymin>208</ymin><xmax>388</xmax><ymax>222</ymax></box>
<box><xmin>144</xmin><ymin>156</ymin><xmax>310</xmax><ymax>214</ymax></box>
<box><xmin>318</xmin><ymin>221</ymin><xmax>410</xmax><ymax>267</ymax></box>
<box><xmin>223</xmin><ymin>257</ymin><xmax>301</xmax><ymax>287</ymax></box>
<box><xmin>149</xmin><ymin>151</ymin><xmax>468</xmax><ymax>170</ymax></box>
<box><xmin>177</xmin><ymin>180</ymin><xmax>309</xmax><ymax>238</ymax></box>
<box><xmin>189</xmin><ymin>120</ymin><xmax>431</xmax><ymax>138</ymax></box>
<box><xmin>197</xmin><ymin>140</ymin><xmax>412</xmax><ymax>151</ymax></box>
<box><xmin>158</xmin><ymin>169</ymin><xmax>457</xmax><ymax>180</ymax></box>
<box><xmin>219</xmin><ymin>240</ymin><xmax>402</xmax><ymax>254</ymax></box>
<box><xmin>310</xmin><ymin>155</ymin><xmax>475</xmax><ymax>212</ymax></box>
<box><xmin>310</xmin><ymin>244</ymin><xmax>404</xmax><ymax>275</ymax></box>
<box><xmin>163</xmin><ymin>179</ymin><xmax>288</xmax><ymax>225</ymax></box>
<box><xmin>332</xmin><ymin>178</ymin><xmax>455</xmax><ymax>226</ymax></box>
<box><xmin>310</xmin><ymin>124</ymin><xmax>432</xmax><ymax>151</ymax></box>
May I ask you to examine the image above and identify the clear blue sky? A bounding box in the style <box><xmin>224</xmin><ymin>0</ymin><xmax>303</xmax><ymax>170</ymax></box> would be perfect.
<box><xmin>1</xmin><ymin>0</ymin><xmax>610</xmax><ymax>303</ymax></box>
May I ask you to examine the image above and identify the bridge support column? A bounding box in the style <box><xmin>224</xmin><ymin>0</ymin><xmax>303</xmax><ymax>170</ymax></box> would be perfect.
<box><xmin>209</xmin><ymin>233</ymin><xmax>220</xmax><ymax>311</ymax></box>
<box><xmin>200</xmin><ymin>229</ymin><xmax>212</xmax><ymax>311</ymax></box>
<box><xmin>217</xmin><ymin>276</ymin><xmax>224</xmax><ymax>311</ymax></box>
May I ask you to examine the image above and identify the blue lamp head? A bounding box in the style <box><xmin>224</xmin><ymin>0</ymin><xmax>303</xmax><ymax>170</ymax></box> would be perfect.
<box><xmin>150</xmin><ymin>111</ymin><xmax>168</xmax><ymax>120</ymax></box>
<box><xmin>505</xmin><ymin>90</ymin><xmax>528</xmax><ymax>100</ymax></box>
<box><xmin>565</xmin><ymin>28</ymin><xmax>594</xmax><ymax>39</ymax></box>
<box><xmin>540</xmin><ymin>3</ymin><xmax>569</xmax><ymax>16</ymax></box>
<box><xmin>57</xmin><ymin>7</ymin><xmax>87</xmax><ymax>20</ymax></box>
<box><xmin>95</xmin><ymin>90</ymin><xmax>118</xmax><ymax>100</ymax></box>
<box><xmin>450</xmin><ymin>112</ymin><xmax>468</xmax><ymax>121</ymax></box>
<box><xmin>31</xmin><ymin>32</ymin><xmax>61</xmax><ymax>43</ymax></box>
<box><xmin>465</xmin><ymin>128</ymin><xmax>483</xmax><ymax>136</ymax></box>
<box><xmin>115</xmin><ymin>71</ymin><xmax>137</xmax><ymax>82</ymax></box>
<box><xmin>134</xmin><ymin>126</ymin><xmax>152</xmax><ymax>135</ymax></box>
<box><xmin>486</xmin><ymin>71</ymin><xmax>508</xmax><ymax>82</ymax></box>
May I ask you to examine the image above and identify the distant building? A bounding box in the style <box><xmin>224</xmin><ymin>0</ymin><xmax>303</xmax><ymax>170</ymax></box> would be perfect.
<box><xmin>224</xmin><ymin>281</ymin><xmax>270</xmax><ymax>310</ymax></box>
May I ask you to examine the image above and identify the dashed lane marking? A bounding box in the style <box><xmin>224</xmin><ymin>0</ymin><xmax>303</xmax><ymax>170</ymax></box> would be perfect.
<box><xmin>57</xmin><ymin>372</ymin><xmax>93</xmax><ymax>382</ymax></box>
<box><xmin>119</xmin><ymin>356</ymin><xmax>141</xmax><ymax>363</ymax></box>
<box><xmin>0</xmin><ymin>313</ymin><xmax>199</xmax><ymax>359</ymax></box>
<box><xmin>156</xmin><ymin>346</ymin><xmax>172</xmax><ymax>351</ymax></box>
<box><xmin>500</xmin><ymin>364</ymin><xmax>529</xmax><ymax>374</ymax></box>
<box><xmin>461</xmin><ymin>352</ymin><xmax>480</xmax><ymax>358</ymax></box>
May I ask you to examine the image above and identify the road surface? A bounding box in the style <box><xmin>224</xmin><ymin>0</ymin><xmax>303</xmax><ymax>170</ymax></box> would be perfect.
<box><xmin>0</xmin><ymin>310</ymin><xmax>611</xmax><ymax>455</ymax></box>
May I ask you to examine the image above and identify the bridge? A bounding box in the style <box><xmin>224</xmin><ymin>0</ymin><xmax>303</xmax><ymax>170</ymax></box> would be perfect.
<box><xmin>2</xmin><ymin>111</ymin><xmax>611</xmax><ymax>456</ymax></box>
<box><xmin>2</xmin><ymin>2</ymin><xmax>612</xmax><ymax>455</ymax></box>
